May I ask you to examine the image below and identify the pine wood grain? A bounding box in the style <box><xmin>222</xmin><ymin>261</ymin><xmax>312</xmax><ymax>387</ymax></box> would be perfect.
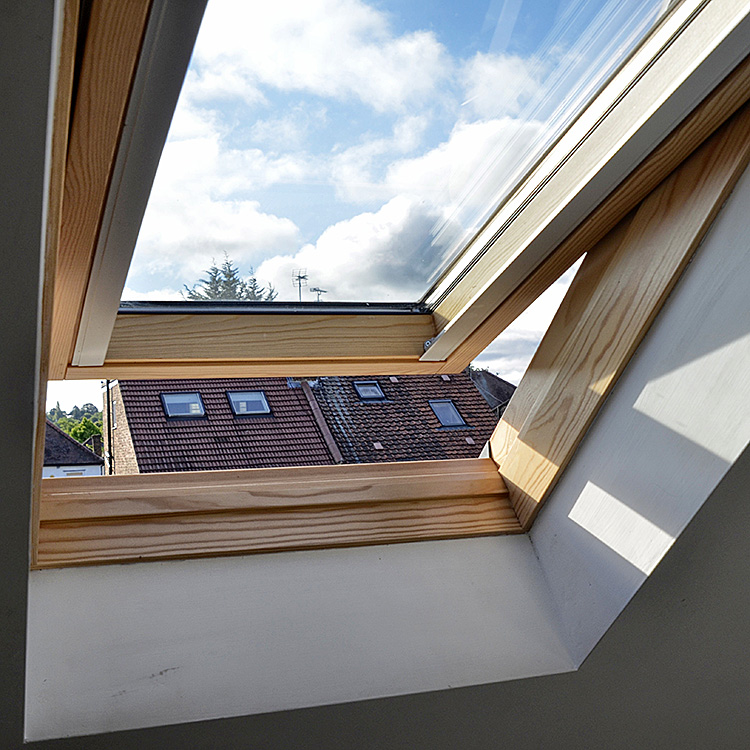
<box><xmin>65</xmin><ymin>358</ymin><xmax>449</xmax><ymax>379</ymax></box>
<box><xmin>489</xmin><ymin>214</ymin><xmax>634</xmax><ymax>466</ymax></box>
<box><xmin>37</xmin><ymin>458</ymin><xmax>520</xmax><ymax>568</ymax></box>
<box><xmin>49</xmin><ymin>0</ymin><xmax>152</xmax><ymax>379</ymax></box>
<box><xmin>496</xmin><ymin>104</ymin><xmax>750</xmax><ymax>529</ymax></box>
<box><xmin>32</xmin><ymin>0</ymin><xmax>81</xmax><ymax>566</ymax></box>
<box><xmin>36</xmin><ymin>496</ymin><xmax>519</xmax><ymax>568</ymax></box>
<box><xmin>105</xmin><ymin>313</ymin><xmax>435</xmax><ymax>362</ymax></box>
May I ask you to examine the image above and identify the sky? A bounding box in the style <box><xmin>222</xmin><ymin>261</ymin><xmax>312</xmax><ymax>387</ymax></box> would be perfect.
<box><xmin>48</xmin><ymin>0</ymin><xmax>661</xmax><ymax>411</ymax></box>
<box><xmin>123</xmin><ymin>0</ymin><xmax>660</xmax><ymax>303</ymax></box>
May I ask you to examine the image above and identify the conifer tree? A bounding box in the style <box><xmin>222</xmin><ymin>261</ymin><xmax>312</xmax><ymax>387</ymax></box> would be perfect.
<box><xmin>183</xmin><ymin>254</ymin><xmax>277</xmax><ymax>301</ymax></box>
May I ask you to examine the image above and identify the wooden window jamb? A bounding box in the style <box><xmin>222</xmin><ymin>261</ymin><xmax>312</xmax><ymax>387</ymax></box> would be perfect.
<box><xmin>490</xmin><ymin>102</ymin><xmax>750</xmax><ymax>529</ymax></box>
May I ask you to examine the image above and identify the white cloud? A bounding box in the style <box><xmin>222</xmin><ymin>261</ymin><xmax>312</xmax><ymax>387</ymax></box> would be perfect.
<box><xmin>155</xmin><ymin>115</ymin><xmax>315</xmax><ymax>197</ymax></box>
<box><xmin>385</xmin><ymin>117</ymin><xmax>540</xmax><ymax>202</ymax></box>
<box><xmin>250</xmin><ymin>105</ymin><xmax>328</xmax><ymax>151</ymax></box>
<box><xmin>167</xmin><ymin>97</ymin><xmax>223</xmax><ymax>141</ymax></box>
<box><xmin>188</xmin><ymin>0</ymin><xmax>450</xmax><ymax>113</ymax></box>
<box><xmin>328</xmin><ymin>114</ymin><xmax>543</xmax><ymax>221</ymax></box>
<box><xmin>182</xmin><ymin>65</ymin><xmax>266</xmax><ymax>109</ymax></box>
<box><xmin>131</xmin><ymin>111</ymin><xmax>544</xmax><ymax>298</ymax></box>
<box><xmin>128</xmin><ymin>103</ymin><xmax>307</xmax><ymax>289</ymax></box>
<box><xmin>256</xmin><ymin>195</ymin><xmax>439</xmax><ymax>301</ymax></box>
<box><xmin>329</xmin><ymin>115</ymin><xmax>429</xmax><ymax>202</ymax></box>
<box><xmin>460</xmin><ymin>52</ymin><xmax>542</xmax><ymax>120</ymax></box>
<box><xmin>121</xmin><ymin>287</ymin><xmax>184</xmax><ymax>301</ymax></box>
<box><xmin>132</xmin><ymin>189</ymin><xmax>301</xmax><ymax>288</ymax></box>
<box><xmin>127</xmin><ymin>0</ymin><xmax>552</xmax><ymax>303</ymax></box>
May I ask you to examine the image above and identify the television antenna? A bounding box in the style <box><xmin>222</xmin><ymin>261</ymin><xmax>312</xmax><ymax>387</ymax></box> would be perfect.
<box><xmin>310</xmin><ymin>287</ymin><xmax>327</xmax><ymax>302</ymax></box>
<box><xmin>291</xmin><ymin>269</ymin><xmax>308</xmax><ymax>302</ymax></box>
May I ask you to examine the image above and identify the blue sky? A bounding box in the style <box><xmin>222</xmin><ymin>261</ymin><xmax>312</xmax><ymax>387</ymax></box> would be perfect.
<box><xmin>124</xmin><ymin>0</ymin><xmax>661</xmax><ymax>303</ymax></box>
<box><xmin>50</xmin><ymin>0</ymin><xmax>662</xmax><ymax>410</ymax></box>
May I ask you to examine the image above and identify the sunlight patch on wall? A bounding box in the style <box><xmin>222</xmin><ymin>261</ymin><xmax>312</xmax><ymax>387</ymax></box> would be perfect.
<box><xmin>633</xmin><ymin>334</ymin><xmax>750</xmax><ymax>464</ymax></box>
<box><xmin>568</xmin><ymin>482</ymin><xmax>674</xmax><ymax>575</ymax></box>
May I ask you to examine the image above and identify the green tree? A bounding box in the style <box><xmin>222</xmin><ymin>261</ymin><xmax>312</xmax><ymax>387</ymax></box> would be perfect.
<box><xmin>46</xmin><ymin>402</ymin><xmax>103</xmax><ymax>439</ymax></box>
<box><xmin>70</xmin><ymin>416</ymin><xmax>102</xmax><ymax>445</ymax></box>
<box><xmin>183</xmin><ymin>255</ymin><xmax>277</xmax><ymax>301</ymax></box>
<box><xmin>47</xmin><ymin>401</ymin><xmax>66</xmax><ymax>424</ymax></box>
<box><xmin>54</xmin><ymin>415</ymin><xmax>76</xmax><ymax>435</ymax></box>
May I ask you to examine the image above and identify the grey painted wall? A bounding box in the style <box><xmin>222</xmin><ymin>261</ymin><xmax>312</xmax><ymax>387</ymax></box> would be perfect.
<box><xmin>0</xmin><ymin>2</ymin><xmax>57</xmax><ymax>748</ymax></box>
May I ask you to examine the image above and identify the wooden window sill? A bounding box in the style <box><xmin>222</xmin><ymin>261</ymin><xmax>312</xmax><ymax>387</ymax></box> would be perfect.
<box><xmin>36</xmin><ymin>458</ymin><xmax>520</xmax><ymax>569</ymax></box>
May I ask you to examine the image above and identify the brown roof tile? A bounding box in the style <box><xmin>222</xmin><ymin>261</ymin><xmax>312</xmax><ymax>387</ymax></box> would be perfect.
<box><xmin>116</xmin><ymin>371</ymin><xmax>513</xmax><ymax>472</ymax></box>
<box><xmin>309</xmin><ymin>371</ymin><xmax>503</xmax><ymax>464</ymax></box>
<box><xmin>118</xmin><ymin>378</ymin><xmax>335</xmax><ymax>473</ymax></box>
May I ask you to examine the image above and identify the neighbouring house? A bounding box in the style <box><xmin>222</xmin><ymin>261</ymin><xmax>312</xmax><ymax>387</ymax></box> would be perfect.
<box><xmin>102</xmin><ymin>371</ymin><xmax>514</xmax><ymax>475</ymax></box>
<box><xmin>467</xmin><ymin>368</ymin><xmax>517</xmax><ymax>418</ymax></box>
<box><xmin>312</xmin><ymin>373</ymin><xmax>506</xmax><ymax>463</ymax></box>
<box><xmin>42</xmin><ymin>420</ymin><xmax>104</xmax><ymax>478</ymax></box>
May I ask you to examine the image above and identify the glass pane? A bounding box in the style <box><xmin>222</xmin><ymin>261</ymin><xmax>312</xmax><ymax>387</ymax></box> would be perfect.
<box><xmin>430</xmin><ymin>400</ymin><xmax>466</xmax><ymax>426</ymax></box>
<box><xmin>124</xmin><ymin>0</ymin><xmax>664</xmax><ymax>304</ymax></box>
<box><xmin>354</xmin><ymin>381</ymin><xmax>385</xmax><ymax>400</ymax></box>
<box><xmin>162</xmin><ymin>392</ymin><xmax>205</xmax><ymax>417</ymax></box>
<box><xmin>228</xmin><ymin>390</ymin><xmax>271</xmax><ymax>414</ymax></box>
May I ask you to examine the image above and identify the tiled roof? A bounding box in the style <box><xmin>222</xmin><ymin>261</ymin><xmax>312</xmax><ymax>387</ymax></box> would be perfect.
<box><xmin>310</xmin><ymin>372</ymin><xmax>503</xmax><ymax>464</ymax></box>
<box><xmin>44</xmin><ymin>420</ymin><xmax>104</xmax><ymax>466</ymax></box>
<box><xmin>468</xmin><ymin>369</ymin><xmax>517</xmax><ymax>415</ymax></box>
<box><xmin>118</xmin><ymin>378</ymin><xmax>335</xmax><ymax>473</ymax></box>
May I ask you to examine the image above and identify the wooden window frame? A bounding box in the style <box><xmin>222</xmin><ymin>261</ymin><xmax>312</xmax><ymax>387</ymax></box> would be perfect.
<box><xmin>34</xmin><ymin>0</ymin><xmax>750</xmax><ymax>568</ymax></box>
<box><xmin>36</xmin><ymin>458</ymin><xmax>521</xmax><ymax>568</ymax></box>
<box><xmin>50</xmin><ymin>0</ymin><xmax>750</xmax><ymax>381</ymax></box>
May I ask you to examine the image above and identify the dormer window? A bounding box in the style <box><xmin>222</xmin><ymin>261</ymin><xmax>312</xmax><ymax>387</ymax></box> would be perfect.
<box><xmin>227</xmin><ymin>390</ymin><xmax>271</xmax><ymax>416</ymax></box>
<box><xmin>429</xmin><ymin>399</ymin><xmax>466</xmax><ymax>427</ymax></box>
<box><xmin>353</xmin><ymin>381</ymin><xmax>385</xmax><ymax>401</ymax></box>
<box><xmin>160</xmin><ymin>392</ymin><xmax>205</xmax><ymax>418</ymax></box>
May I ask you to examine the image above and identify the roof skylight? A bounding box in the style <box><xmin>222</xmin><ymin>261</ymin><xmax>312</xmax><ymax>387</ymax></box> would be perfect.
<box><xmin>354</xmin><ymin>381</ymin><xmax>386</xmax><ymax>401</ymax></box>
<box><xmin>123</xmin><ymin>0</ymin><xmax>664</xmax><ymax>305</ymax></box>
<box><xmin>160</xmin><ymin>392</ymin><xmax>206</xmax><ymax>418</ymax></box>
<box><xmin>227</xmin><ymin>390</ymin><xmax>271</xmax><ymax>415</ymax></box>
<box><xmin>430</xmin><ymin>399</ymin><xmax>467</xmax><ymax>427</ymax></box>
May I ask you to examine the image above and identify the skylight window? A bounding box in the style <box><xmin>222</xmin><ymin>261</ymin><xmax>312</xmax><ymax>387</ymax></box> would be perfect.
<box><xmin>430</xmin><ymin>399</ymin><xmax>466</xmax><ymax>427</ymax></box>
<box><xmin>122</xmin><ymin>0</ymin><xmax>663</xmax><ymax>306</ymax></box>
<box><xmin>354</xmin><ymin>381</ymin><xmax>386</xmax><ymax>401</ymax></box>
<box><xmin>227</xmin><ymin>390</ymin><xmax>271</xmax><ymax>415</ymax></box>
<box><xmin>160</xmin><ymin>392</ymin><xmax>206</xmax><ymax>418</ymax></box>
